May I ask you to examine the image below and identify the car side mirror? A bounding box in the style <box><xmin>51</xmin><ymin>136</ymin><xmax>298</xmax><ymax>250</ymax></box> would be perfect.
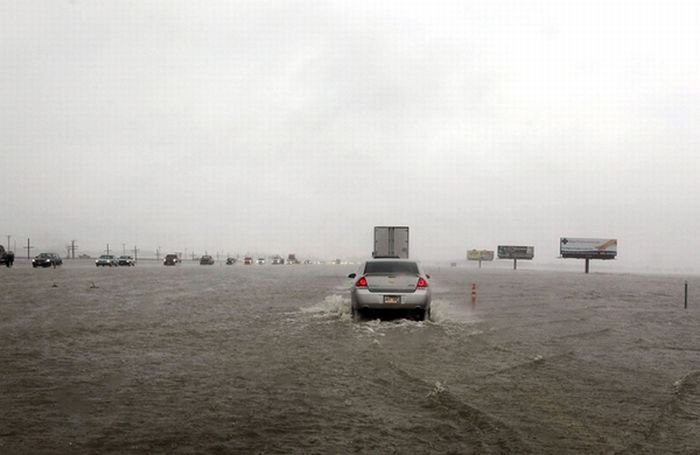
<box><xmin>348</xmin><ymin>273</ymin><xmax>356</xmax><ymax>279</ymax></box>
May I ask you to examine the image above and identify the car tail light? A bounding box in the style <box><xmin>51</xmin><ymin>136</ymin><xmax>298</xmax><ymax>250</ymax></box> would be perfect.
<box><xmin>355</xmin><ymin>276</ymin><xmax>368</xmax><ymax>288</ymax></box>
<box><xmin>416</xmin><ymin>277</ymin><xmax>428</xmax><ymax>288</ymax></box>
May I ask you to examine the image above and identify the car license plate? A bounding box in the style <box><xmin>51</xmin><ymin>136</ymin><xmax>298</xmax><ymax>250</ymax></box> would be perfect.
<box><xmin>384</xmin><ymin>295</ymin><xmax>401</xmax><ymax>304</ymax></box>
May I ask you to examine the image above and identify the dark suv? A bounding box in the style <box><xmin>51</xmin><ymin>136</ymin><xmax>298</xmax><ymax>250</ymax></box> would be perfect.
<box><xmin>163</xmin><ymin>254</ymin><xmax>179</xmax><ymax>266</ymax></box>
<box><xmin>0</xmin><ymin>245</ymin><xmax>14</xmax><ymax>267</ymax></box>
<box><xmin>199</xmin><ymin>255</ymin><xmax>215</xmax><ymax>265</ymax></box>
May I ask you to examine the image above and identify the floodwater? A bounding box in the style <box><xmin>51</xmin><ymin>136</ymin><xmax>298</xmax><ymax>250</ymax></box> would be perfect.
<box><xmin>1</xmin><ymin>261</ymin><xmax>699</xmax><ymax>454</ymax></box>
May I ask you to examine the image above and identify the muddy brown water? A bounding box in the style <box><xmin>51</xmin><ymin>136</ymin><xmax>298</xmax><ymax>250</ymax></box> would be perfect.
<box><xmin>1</xmin><ymin>261</ymin><xmax>699</xmax><ymax>454</ymax></box>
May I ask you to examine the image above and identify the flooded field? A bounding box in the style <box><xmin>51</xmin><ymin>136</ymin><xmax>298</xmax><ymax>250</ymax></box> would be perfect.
<box><xmin>1</xmin><ymin>261</ymin><xmax>699</xmax><ymax>454</ymax></box>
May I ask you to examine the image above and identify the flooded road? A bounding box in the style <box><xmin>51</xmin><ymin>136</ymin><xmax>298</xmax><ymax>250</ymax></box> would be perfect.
<box><xmin>1</xmin><ymin>261</ymin><xmax>699</xmax><ymax>453</ymax></box>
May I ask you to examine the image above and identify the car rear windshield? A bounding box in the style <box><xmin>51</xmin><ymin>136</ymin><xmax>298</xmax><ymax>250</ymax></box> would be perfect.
<box><xmin>364</xmin><ymin>261</ymin><xmax>419</xmax><ymax>275</ymax></box>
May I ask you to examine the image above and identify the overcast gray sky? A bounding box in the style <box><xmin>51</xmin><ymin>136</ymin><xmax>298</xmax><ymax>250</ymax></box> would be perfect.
<box><xmin>2</xmin><ymin>1</ymin><xmax>699</xmax><ymax>269</ymax></box>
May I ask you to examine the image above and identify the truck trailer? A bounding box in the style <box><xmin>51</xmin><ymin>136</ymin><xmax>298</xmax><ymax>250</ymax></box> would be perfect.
<box><xmin>373</xmin><ymin>226</ymin><xmax>409</xmax><ymax>259</ymax></box>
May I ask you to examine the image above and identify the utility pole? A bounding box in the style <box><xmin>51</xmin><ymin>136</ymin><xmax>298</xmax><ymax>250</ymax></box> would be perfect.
<box><xmin>122</xmin><ymin>243</ymin><xmax>126</xmax><ymax>255</ymax></box>
<box><xmin>133</xmin><ymin>245</ymin><xmax>139</xmax><ymax>263</ymax></box>
<box><xmin>25</xmin><ymin>238</ymin><xmax>34</xmax><ymax>259</ymax></box>
<box><xmin>6</xmin><ymin>235</ymin><xmax>10</xmax><ymax>251</ymax></box>
<box><xmin>71</xmin><ymin>240</ymin><xmax>78</xmax><ymax>259</ymax></box>
<box><xmin>156</xmin><ymin>247</ymin><xmax>161</xmax><ymax>261</ymax></box>
<box><xmin>105</xmin><ymin>244</ymin><xmax>111</xmax><ymax>255</ymax></box>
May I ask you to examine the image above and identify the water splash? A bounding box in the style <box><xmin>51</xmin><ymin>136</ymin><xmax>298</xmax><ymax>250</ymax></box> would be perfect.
<box><xmin>430</xmin><ymin>298</ymin><xmax>481</xmax><ymax>325</ymax></box>
<box><xmin>427</xmin><ymin>381</ymin><xmax>447</xmax><ymax>397</ymax></box>
<box><xmin>300</xmin><ymin>294</ymin><xmax>350</xmax><ymax>318</ymax></box>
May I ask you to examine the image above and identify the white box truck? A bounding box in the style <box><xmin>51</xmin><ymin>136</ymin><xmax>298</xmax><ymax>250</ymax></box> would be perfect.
<box><xmin>373</xmin><ymin>226</ymin><xmax>409</xmax><ymax>258</ymax></box>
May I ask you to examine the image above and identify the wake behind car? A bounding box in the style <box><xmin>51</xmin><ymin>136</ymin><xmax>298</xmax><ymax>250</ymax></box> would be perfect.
<box><xmin>117</xmin><ymin>255</ymin><xmax>135</xmax><ymax>266</ymax></box>
<box><xmin>96</xmin><ymin>255</ymin><xmax>118</xmax><ymax>267</ymax></box>
<box><xmin>348</xmin><ymin>258</ymin><xmax>432</xmax><ymax>321</ymax></box>
<box><xmin>32</xmin><ymin>252</ymin><xmax>63</xmax><ymax>268</ymax></box>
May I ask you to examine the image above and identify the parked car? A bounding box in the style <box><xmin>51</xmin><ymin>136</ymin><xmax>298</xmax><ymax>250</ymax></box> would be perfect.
<box><xmin>118</xmin><ymin>255</ymin><xmax>135</xmax><ymax>266</ymax></box>
<box><xmin>256</xmin><ymin>257</ymin><xmax>265</xmax><ymax>265</ymax></box>
<box><xmin>32</xmin><ymin>252</ymin><xmax>63</xmax><ymax>268</ymax></box>
<box><xmin>96</xmin><ymin>254</ymin><xmax>118</xmax><ymax>267</ymax></box>
<box><xmin>348</xmin><ymin>258</ymin><xmax>432</xmax><ymax>321</ymax></box>
<box><xmin>200</xmin><ymin>255</ymin><xmax>215</xmax><ymax>265</ymax></box>
<box><xmin>163</xmin><ymin>254</ymin><xmax>179</xmax><ymax>266</ymax></box>
<box><xmin>244</xmin><ymin>256</ymin><xmax>253</xmax><ymax>265</ymax></box>
<box><xmin>226</xmin><ymin>257</ymin><xmax>237</xmax><ymax>265</ymax></box>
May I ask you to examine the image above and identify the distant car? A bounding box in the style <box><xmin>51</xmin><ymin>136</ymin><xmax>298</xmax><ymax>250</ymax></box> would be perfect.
<box><xmin>256</xmin><ymin>257</ymin><xmax>265</xmax><ymax>265</ymax></box>
<box><xmin>32</xmin><ymin>252</ymin><xmax>63</xmax><ymax>268</ymax></box>
<box><xmin>348</xmin><ymin>258</ymin><xmax>432</xmax><ymax>321</ymax></box>
<box><xmin>163</xmin><ymin>254</ymin><xmax>179</xmax><ymax>266</ymax></box>
<box><xmin>226</xmin><ymin>257</ymin><xmax>237</xmax><ymax>265</ymax></box>
<box><xmin>0</xmin><ymin>245</ymin><xmax>15</xmax><ymax>267</ymax></box>
<box><xmin>96</xmin><ymin>254</ymin><xmax>118</xmax><ymax>267</ymax></box>
<box><xmin>200</xmin><ymin>255</ymin><xmax>215</xmax><ymax>265</ymax></box>
<box><xmin>117</xmin><ymin>255</ymin><xmax>135</xmax><ymax>266</ymax></box>
<box><xmin>244</xmin><ymin>257</ymin><xmax>253</xmax><ymax>265</ymax></box>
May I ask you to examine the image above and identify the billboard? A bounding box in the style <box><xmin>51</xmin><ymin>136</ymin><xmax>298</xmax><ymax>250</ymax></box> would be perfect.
<box><xmin>467</xmin><ymin>249</ymin><xmax>494</xmax><ymax>261</ymax></box>
<box><xmin>497</xmin><ymin>245</ymin><xmax>534</xmax><ymax>260</ymax></box>
<box><xmin>560</xmin><ymin>238</ymin><xmax>617</xmax><ymax>259</ymax></box>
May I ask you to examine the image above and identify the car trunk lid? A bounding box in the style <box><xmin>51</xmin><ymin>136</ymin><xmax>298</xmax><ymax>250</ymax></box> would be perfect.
<box><xmin>366</xmin><ymin>274</ymin><xmax>418</xmax><ymax>293</ymax></box>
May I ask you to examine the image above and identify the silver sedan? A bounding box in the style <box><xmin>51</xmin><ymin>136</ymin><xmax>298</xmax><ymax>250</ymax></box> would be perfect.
<box><xmin>348</xmin><ymin>258</ymin><xmax>432</xmax><ymax>321</ymax></box>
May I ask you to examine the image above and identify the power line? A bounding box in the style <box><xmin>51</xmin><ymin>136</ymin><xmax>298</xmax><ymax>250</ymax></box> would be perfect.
<box><xmin>24</xmin><ymin>238</ymin><xmax>34</xmax><ymax>260</ymax></box>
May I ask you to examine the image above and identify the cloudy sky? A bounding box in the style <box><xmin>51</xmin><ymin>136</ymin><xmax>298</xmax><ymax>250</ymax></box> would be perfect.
<box><xmin>2</xmin><ymin>1</ymin><xmax>699</xmax><ymax>269</ymax></box>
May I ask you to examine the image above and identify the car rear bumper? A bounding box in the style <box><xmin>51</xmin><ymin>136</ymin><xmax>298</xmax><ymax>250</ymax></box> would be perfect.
<box><xmin>352</xmin><ymin>289</ymin><xmax>431</xmax><ymax>310</ymax></box>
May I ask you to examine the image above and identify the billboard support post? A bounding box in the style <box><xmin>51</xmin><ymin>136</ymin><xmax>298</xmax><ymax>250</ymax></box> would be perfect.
<box><xmin>685</xmin><ymin>281</ymin><xmax>688</xmax><ymax>309</ymax></box>
<box><xmin>585</xmin><ymin>258</ymin><xmax>590</xmax><ymax>274</ymax></box>
<box><xmin>513</xmin><ymin>258</ymin><xmax>518</xmax><ymax>270</ymax></box>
